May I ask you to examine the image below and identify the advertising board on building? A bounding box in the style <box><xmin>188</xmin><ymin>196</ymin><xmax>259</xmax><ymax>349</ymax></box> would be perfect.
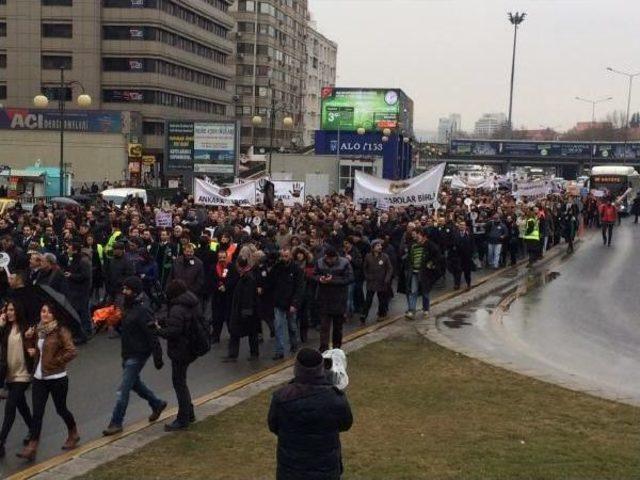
<box><xmin>193</xmin><ymin>122</ymin><xmax>237</xmax><ymax>175</ymax></box>
<box><xmin>166</xmin><ymin>121</ymin><xmax>238</xmax><ymax>181</ymax></box>
<box><xmin>321</xmin><ymin>88</ymin><xmax>403</xmax><ymax>132</ymax></box>
<box><xmin>0</xmin><ymin>109</ymin><xmax>124</xmax><ymax>134</ymax></box>
<box><xmin>166</xmin><ymin>122</ymin><xmax>194</xmax><ymax>170</ymax></box>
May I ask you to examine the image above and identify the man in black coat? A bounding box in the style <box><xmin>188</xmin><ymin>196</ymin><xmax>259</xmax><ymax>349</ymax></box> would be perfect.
<box><xmin>103</xmin><ymin>277</ymin><xmax>166</xmax><ymax>436</ymax></box>
<box><xmin>64</xmin><ymin>242</ymin><xmax>93</xmax><ymax>337</ymax></box>
<box><xmin>270</xmin><ymin>248</ymin><xmax>304</xmax><ymax>360</ymax></box>
<box><xmin>168</xmin><ymin>243</ymin><xmax>204</xmax><ymax>296</ymax></box>
<box><xmin>313</xmin><ymin>248</ymin><xmax>354</xmax><ymax>352</ymax></box>
<box><xmin>268</xmin><ymin>348</ymin><xmax>353</xmax><ymax>480</ymax></box>
<box><xmin>157</xmin><ymin>279</ymin><xmax>201</xmax><ymax>431</ymax></box>
<box><xmin>448</xmin><ymin>222</ymin><xmax>474</xmax><ymax>290</ymax></box>
<box><xmin>104</xmin><ymin>242</ymin><xmax>135</xmax><ymax>304</ymax></box>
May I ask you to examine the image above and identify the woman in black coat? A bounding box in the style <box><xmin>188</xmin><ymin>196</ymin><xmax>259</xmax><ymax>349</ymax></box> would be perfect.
<box><xmin>157</xmin><ymin>280</ymin><xmax>201</xmax><ymax>431</ymax></box>
<box><xmin>268</xmin><ymin>348</ymin><xmax>353</xmax><ymax>480</ymax></box>
<box><xmin>224</xmin><ymin>257</ymin><xmax>260</xmax><ymax>361</ymax></box>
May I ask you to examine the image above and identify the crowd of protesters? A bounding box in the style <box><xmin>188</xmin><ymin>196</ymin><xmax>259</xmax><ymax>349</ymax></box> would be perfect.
<box><xmin>0</xmin><ymin>179</ymin><xmax>612</xmax><ymax>463</ymax></box>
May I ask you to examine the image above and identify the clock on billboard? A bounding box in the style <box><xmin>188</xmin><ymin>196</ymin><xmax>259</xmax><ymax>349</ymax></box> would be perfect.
<box><xmin>384</xmin><ymin>90</ymin><xmax>398</xmax><ymax>106</ymax></box>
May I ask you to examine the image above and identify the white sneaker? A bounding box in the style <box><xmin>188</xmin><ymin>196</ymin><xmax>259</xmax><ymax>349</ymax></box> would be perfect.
<box><xmin>405</xmin><ymin>311</ymin><xmax>414</xmax><ymax>320</ymax></box>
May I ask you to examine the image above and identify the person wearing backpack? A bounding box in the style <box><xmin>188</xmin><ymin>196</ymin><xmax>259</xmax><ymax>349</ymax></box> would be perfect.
<box><xmin>156</xmin><ymin>279</ymin><xmax>203</xmax><ymax>431</ymax></box>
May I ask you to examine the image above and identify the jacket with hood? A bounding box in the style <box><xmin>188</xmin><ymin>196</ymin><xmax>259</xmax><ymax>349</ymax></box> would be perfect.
<box><xmin>158</xmin><ymin>290</ymin><xmax>201</xmax><ymax>363</ymax></box>
<box><xmin>268</xmin><ymin>359</ymin><xmax>353</xmax><ymax>480</ymax></box>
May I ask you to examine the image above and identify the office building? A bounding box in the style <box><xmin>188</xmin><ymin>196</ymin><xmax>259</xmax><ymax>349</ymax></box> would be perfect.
<box><xmin>0</xmin><ymin>0</ymin><xmax>235</xmax><ymax>183</ymax></box>
<box><xmin>474</xmin><ymin>112</ymin><xmax>507</xmax><ymax>137</ymax></box>
<box><xmin>230</xmin><ymin>0</ymin><xmax>310</xmax><ymax>153</ymax></box>
<box><xmin>437</xmin><ymin>113</ymin><xmax>461</xmax><ymax>143</ymax></box>
<box><xmin>302</xmin><ymin>19</ymin><xmax>337</xmax><ymax>147</ymax></box>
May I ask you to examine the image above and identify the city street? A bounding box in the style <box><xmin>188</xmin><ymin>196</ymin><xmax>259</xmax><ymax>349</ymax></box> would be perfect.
<box><xmin>0</xmin><ymin>269</ymin><xmax>497</xmax><ymax>477</ymax></box>
<box><xmin>438</xmin><ymin>220</ymin><xmax>640</xmax><ymax>405</ymax></box>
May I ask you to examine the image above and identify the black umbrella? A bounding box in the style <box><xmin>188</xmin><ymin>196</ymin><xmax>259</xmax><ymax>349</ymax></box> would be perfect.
<box><xmin>50</xmin><ymin>197</ymin><xmax>81</xmax><ymax>207</ymax></box>
<box><xmin>32</xmin><ymin>285</ymin><xmax>83</xmax><ymax>338</ymax></box>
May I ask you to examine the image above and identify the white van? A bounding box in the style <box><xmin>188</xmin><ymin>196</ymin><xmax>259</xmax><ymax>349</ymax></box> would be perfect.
<box><xmin>100</xmin><ymin>188</ymin><xmax>148</xmax><ymax>207</ymax></box>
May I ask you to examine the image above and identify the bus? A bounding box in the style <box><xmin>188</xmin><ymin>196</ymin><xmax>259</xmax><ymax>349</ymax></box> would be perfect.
<box><xmin>589</xmin><ymin>165</ymin><xmax>640</xmax><ymax>214</ymax></box>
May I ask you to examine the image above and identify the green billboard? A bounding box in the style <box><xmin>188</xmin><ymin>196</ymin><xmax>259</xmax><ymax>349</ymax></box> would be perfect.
<box><xmin>320</xmin><ymin>88</ymin><xmax>401</xmax><ymax>132</ymax></box>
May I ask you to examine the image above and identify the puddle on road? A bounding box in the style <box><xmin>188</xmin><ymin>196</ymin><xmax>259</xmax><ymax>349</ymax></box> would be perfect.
<box><xmin>443</xmin><ymin>312</ymin><xmax>472</xmax><ymax>329</ymax></box>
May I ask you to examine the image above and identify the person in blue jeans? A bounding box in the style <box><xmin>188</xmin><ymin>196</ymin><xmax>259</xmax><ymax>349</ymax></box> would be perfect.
<box><xmin>404</xmin><ymin>229</ymin><xmax>442</xmax><ymax>319</ymax></box>
<box><xmin>103</xmin><ymin>277</ymin><xmax>166</xmax><ymax>436</ymax></box>
<box><xmin>269</xmin><ymin>248</ymin><xmax>304</xmax><ymax>360</ymax></box>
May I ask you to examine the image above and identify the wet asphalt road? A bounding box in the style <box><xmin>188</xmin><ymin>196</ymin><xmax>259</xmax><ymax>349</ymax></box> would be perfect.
<box><xmin>438</xmin><ymin>219</ymin><xmax>640</xmax><ymax>406</ymax></box>
<box><xmin>0</xmin><ymin>265</ymin><xmax>497</xmax><ymax>477</ymax></box>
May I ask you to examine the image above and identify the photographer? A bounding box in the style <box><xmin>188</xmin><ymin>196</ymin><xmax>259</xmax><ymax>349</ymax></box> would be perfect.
<box><xmin>268</xmin><ymin>348</ymin><xmax>353</xmax><ymax>480</ymax></box>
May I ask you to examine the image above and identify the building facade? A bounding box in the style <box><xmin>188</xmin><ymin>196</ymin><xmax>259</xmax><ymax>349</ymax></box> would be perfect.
<box><xmin>230</xmin><ymin>0</ymin><xmax>310</xmax><ymax>153</ymax></box>
<box><xmin>0</xmin><ymin>0</ymin><xmax>235</xmax><ymax>181</ymax></box>
<box><xmin>474</xmin><ymin>112</ymin><xmax>507</xmax><ymax>137</ymax></box>
<box><xmin>301</xmin><ymin>20</ymin><xmax>336</xmax><ymax>148</ymax></box>
<box><xmin>437</xmin><ymin>113</ymin><xmax>461</xmax><ymax>143</ymax></box>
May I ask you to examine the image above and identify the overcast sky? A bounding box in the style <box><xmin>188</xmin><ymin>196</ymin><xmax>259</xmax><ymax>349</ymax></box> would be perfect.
<box><xmin>308</xmin><ymin>0</ymin><xmax>640</xmax><ymax>134</ymax></box>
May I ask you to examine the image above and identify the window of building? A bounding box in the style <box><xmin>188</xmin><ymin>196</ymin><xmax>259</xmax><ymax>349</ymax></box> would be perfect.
<box><xmin>238</xmin><ymin>0</ymin><xmax>255</xmax><ymax>12</ymax></box>
<box><xmin>143</xmin><ymin>121</ymin><xmax>165</xmax><ymax>136</ymax></box>
<box><xmin>259</xmin><ymin>2</ymin><xmax>275</xmax><ymax>15</ymax></box>
<box><xmin>42</xmin><ymin>23</ymin><xmax>73</xmax><ymax>38</ymax></box>
<box><xmin>235</xmin><ymin>106</ymin><xmax>251</xmax><ymax>116</ymax></box>
<box><xmin>42</xmin><ymin>0</ymin><xmax>73</xmax><ymax>5</ymax></box>
<box><xmin>0</xmin><ymin>85</ymin><xmax>6</xmax><ymax>100</ymax></box>
<box><xmin>202</xmin><ymin>0</ymin><xmax>228</xmax><ymax>12</ymax></box>
<box><xmin>256</xmin><ymin>44</ymin><xmax>273</xmax><ymax>57</ymax></box>
<box><xmin>102</xmin><ymin>0</ymin><xmax>157</xmax><ymax>7</ymax></box>
<box><xmin>42</xmin><ymin>55</ymin><xmax>73</xmax><ymax>70</ymax></box>
<box><xmin>256</xmin><ymin>65</ymin><xmax>271</xmax><ymax>76</ymax></box>
<box><xmin>237</xmin><ymin>43</ymin><xmax>255</xmax><ymax>55</ymax></box>
<box><xmin>41</xmin><ymin>86</ymin><xmax>72</xmax><ymax>101</ymax></box>
<box><xmin>236</xmin><ymin>64</ymin><xmax>254</xmax><ymax>76</ymax></box>
<box><xmin>102</xmin><ymin>26</ymin><xmax>228</xmax><ymax>65</ymax></box>
<box><xmin>237</xmin><ymin>22</ymin><xmax>255</xmax><ymax>33</ymax></box>
<box><xmin>236</xmin><ymin>85</ymin><xmax>253</xmax><ymax>95</ymax></box>
<box><xmin>0</xmin><ymin>23</ymin><xmax>5</xmax><ymax>38</ymax></box>
<box><xmin>0</xmin><ymin>54</ymin><xmax>6</xmax><ymax>69</ymax></box>
<box><xmin>312</xmin><ymin>57</ymin><xmax>318</xmax><ymax>69</ymax></box>
<box><xmin>103</xmin><ymin>89</ymin><xmax>227</xmax><ymax>114</ymax></box>
<box><xmin>255</xmin><ymin>107</ymin><xmax>269</xmax><ymax>116</ymax></box>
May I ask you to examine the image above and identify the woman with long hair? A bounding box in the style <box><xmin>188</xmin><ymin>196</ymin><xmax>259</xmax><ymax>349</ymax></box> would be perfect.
<box><xmin>17</xmin><ymin>303</ymin><xmax>79</xmax><ymax>461</ymax></box>
<box><xmin>0</xmin><ymin>301</ymin><xmax>35</xmax><ymax>458</ymax></box>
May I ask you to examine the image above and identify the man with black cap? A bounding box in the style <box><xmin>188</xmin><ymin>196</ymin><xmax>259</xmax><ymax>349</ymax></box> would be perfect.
<box><xmin>103</xmin><ymin>276</ymin><xmax>166</xmax><ymax>436</ymax></box>
<box><xmin>268</xmin><ymin>347</ymin><xmax>352</xmax><ymax>480</ymax></box>
<box><xmin>313</xmin><ymin>246</ymin><xmax>354</xmax><ymax>352</ymax></box>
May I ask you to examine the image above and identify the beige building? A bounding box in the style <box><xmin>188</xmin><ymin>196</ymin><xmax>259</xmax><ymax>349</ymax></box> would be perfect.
<box><xmin>302</xmin><ymin>19</ymin><xmax>336</xmax><ymax>148</ymax></box>
<box><xmin>230</xmin><ymin>0</ymin><xmax>310</xmax><ymax>153</ymax></box>
<box><xmin>0</xmin><ymin>0</ymin><xmax>235</xmax><ymax>182</ymax></box>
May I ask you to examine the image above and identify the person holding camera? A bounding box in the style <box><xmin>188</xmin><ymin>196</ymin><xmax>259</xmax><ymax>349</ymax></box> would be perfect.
<box><xmin>103</xmin><ymin>276</ymin><xmax>166</xmax><ymax>436</ymax></box>
<box><xmin>268</xmin><ymin>348</ymin><xmax>353</xmax><ymax>480</ymax></box>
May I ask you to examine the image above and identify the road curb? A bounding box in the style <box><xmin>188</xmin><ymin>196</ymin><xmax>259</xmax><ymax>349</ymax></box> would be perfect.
<box><xmin>11</xmin><ymin>248</ymin><xmax>568</xmax><ymax>480</ymax></box>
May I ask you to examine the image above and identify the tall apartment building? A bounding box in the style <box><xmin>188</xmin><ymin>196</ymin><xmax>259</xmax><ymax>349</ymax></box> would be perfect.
<box><xmin>230</xmin><ymin>0</ymin><xmax>310</xmax><ymax>152</ymax></box>
<box><xmin>0</xmin><ymin>0</ymin><xmax>235</xmax><ymax>161</ymax></box>
<box><xmin>474</xmin><ymin>112</ymin><xmax>507</xmax><ymax>137</ymax></box>
<box><xmin>302</xmin><ymin>19</ymin><xmax>336</xmax><ymax>147</ymax></box>
<box><xmin>437</xmin><ymin>113</ymin><xmax>461</xmax><ymax>143</ymax></box>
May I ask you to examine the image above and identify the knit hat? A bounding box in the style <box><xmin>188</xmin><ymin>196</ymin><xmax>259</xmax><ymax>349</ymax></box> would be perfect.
<box><xmin>123</xmin><ymin>276</ymin><xmax>143</xmax><ymax>295</ymax></box>
<box><xmin>294</xmin><ymin>348</ymin><xmax>324</xmax><ymax>381</ymax></box>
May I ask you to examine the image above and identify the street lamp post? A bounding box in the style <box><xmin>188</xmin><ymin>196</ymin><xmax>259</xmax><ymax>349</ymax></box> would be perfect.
<box><xmin>507</xmin><ymin>11</ymin><xmax>526</xmax><ymax>134</ymax></box>
<box><xmin>606</xmin><ymin>67</ymin><xmax>640</xmax><ymax>163</ymax></box>
<box><xmin>575</xmin><ymin>96</ymin><xmax>613</xmax><ymax>169</ymax></box>
<box><xmin>33</xmin><ymin>67</ymin><xmax>91</xmax><ymax>196</ymax></box>
<box><xmin>251</xmin><ymin>97</ymin><xmax>293</xmax><ymax>176</ymax></box>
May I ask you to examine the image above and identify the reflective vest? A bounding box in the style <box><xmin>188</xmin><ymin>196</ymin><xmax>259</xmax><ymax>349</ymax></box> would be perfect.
<box><xmin>104</xmin><ymin>230</ymin><xmax>122</xmax><ymax>257</ymax></box>
<box><xmin>209</xmin><ymin>241</ymin><xmax>219</xmax><ymax>252</ymax></box>
<box><xmin>523</xmin><ymin>218</ymin><xmax>540</xmax><ymax>241</ymax></box>
<box><xmin>96</xmin><ymin>243</ymin><xmax>104</xmax><ymax>265</ymax></box>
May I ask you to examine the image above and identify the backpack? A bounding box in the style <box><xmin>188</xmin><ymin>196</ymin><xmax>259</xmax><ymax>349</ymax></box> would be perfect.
<box><xmin>187</xmin><ymin>309</ymin><xmax>210</xmax><ymax>359</ymax></box>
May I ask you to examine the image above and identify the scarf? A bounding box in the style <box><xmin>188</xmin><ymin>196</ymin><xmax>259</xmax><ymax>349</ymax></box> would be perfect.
<box><xmin>37</xmin><ymin>319</ymin><xmax>59</xmax><ymax>339</ymax></box>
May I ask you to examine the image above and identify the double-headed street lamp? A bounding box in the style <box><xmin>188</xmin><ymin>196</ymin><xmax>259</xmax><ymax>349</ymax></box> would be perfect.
<box><xmin>507</xmin><ymin>11</ymin><xmax>526</xmax><ymax>133</ymax></box>
<box><xmin>33</xmin><ymin>67</ymin><xmax>91</xmax><ymax>196</ymax></box>
<box><xmin>606</xmin><ymin>67</ymin><xmax>640</xmax><ymax>161</ymax></box>
<box><xmin>251</xmin><ymin>80</ymin><xmax>293</xmax><ymax>176</ymax></box>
